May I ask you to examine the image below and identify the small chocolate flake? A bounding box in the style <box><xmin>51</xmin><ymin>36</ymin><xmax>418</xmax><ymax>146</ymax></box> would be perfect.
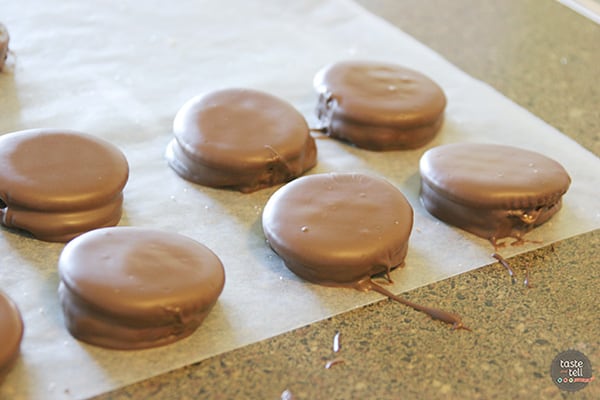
<box><xmin>325</xmin><ymin>357</ymin><xmax>346</xmax><ymax>369</ymax></box>
<box><xmin>333</xmin><ymin>331</ymin><xmax>341</xmax><ymax>353</ymax></box>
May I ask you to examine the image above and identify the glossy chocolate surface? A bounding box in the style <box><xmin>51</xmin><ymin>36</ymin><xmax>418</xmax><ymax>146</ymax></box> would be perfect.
<box><xmin>0</xmin><ymin>291</ymin><xmax>23</xmax><ymax>381</ymax></box>
<box><xmin>262</xmin><ymin>173</ymin><xmax>413</xmax><ymax>286</ymax></box>
<box><xmin>0</xmin><ymin>129</ymin><xmax>129</xmax><ymax>242</ymax></box>
<box><xmin>167</xmin><ymin>88</ymin><xmax>317</xmax><ymax>192</ymax></box>
<box><xmin>419</xmin><ymin>143</ymin><xmax>571</xmax><ymax>243</ymax></box>
<box><xmin>58</xmin><ymin>227</ymin><xmax>225</xmax><ymax>350</ymax></box>
<box><xmin>313</xmin><ymin>60</ymin><xmax>446</xmax><ymax>150</ymax></box>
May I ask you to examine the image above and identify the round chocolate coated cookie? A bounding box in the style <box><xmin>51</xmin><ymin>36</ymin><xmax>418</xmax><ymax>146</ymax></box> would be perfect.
<box><xmin>419</xmin><ymin>143</ymin><xmax>571</xmax><ymax>244</ymax></box>
<box><xmin>262</xmin><ymin>173</ymin><xmax>413</xmax><ymax>286</ymax></box>
<box><xmin>58</xmin><ymin>227</ymin><xmax>225</xmax><ymax>350</ymax></box>
<box><xmin>167</xmin><ymin>88</ymin><xmax>317</xmax><ymax>193</ymax></box>
<box><xmin>0</xmin><ymin>22</ymin><xmax>8</xmax><ymax>71</ymax></box>
<box><xmin>0</xmin><ymin>129</ymin><xmax>129</xmax><ymax>242</ymax></box>
<box><xmin>313</xmin><ymin>60</ymin><xmax>446</xmax><ymax>150</ymax></box>
<box><xmin>0</xmin><ymin>291</ymin><xmax>24</xmax><ymax>381</ymax></box>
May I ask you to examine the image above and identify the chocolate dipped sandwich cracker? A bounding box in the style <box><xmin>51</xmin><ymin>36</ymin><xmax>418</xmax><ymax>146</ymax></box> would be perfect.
<box><xmin>58</xmin><ymin>227</ymin><xmax>225</xmax><ymax>350</ymax></box>
<box><xmin>0</xmin><ymin>291</ymin><xmax>23</xmax><ymax>382</ymax></box>
<box><xmin>262</xmin><ymin>172</ymin><xmax>413</xmax><ymax>286</ymax></box>
<box><xmin>263</xmin><ymin>172</ymin><xmax>469</xmax><ymax>329</ymax></box>
<box><xmin>0</xmin><ymin>129</ymin><xmax>129</xmax><ymax>242</ymax></box>
<box><xmin>313</xmin><ymin>60</ymin><xmax>446</xmax><ymax>150</ymax></box>
<box><xmin>167</xmin><ymin>88</ymin><xmax>317</xmax><ymax>193</ymax></box>
<box><xmin>419</xmin><ymin>142</ymin><xmax>571</xmax><ymax>246</ymax></box>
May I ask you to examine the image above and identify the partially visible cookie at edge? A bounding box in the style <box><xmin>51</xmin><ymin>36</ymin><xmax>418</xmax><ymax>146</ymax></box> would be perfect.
<box><xmin>0</xmin><ymin>291</ymin><xmax>24</xmax><ymax>382</ymax></box>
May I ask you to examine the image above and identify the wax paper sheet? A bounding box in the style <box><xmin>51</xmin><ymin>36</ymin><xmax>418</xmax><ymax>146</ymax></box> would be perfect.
<box><xmin>1</xmin><ymin>0</ymin><xmax>599</xmax><ymax>399</ymax></box>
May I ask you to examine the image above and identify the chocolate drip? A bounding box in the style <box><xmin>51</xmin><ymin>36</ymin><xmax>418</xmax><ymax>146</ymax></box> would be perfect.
<box><xmin>263</xmin><ymin>145</ymin><xmax>294</xmax><ymax>180</ymax></box>
<box><xmin>492</xmin><ymin>252</ymin><xmax>516</xmax><ymax>284</ymax></box>
<box><xmin>492</xmin><ymin>252</ymin><xmax>533</xmax><ymax>288</ymax></box>
<box><xmin>357</xmin><ymin>279</ymin><xmax>470</xmax><ymax>331</ymax></box>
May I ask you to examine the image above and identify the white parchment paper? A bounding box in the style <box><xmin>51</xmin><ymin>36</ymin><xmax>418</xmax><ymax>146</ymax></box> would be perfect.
<box><xmin>1</xmin><ymin>0</ymin><xmax>599</xmax><ymax>399</ymax></box>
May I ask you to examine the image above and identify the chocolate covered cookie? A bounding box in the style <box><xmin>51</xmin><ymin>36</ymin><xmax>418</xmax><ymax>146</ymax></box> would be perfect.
<box><xmin>167</xmin><ymin>88</ymin><xmax>317</xmax><ymax>193</ymax></box>
<box><xmin>419</xmin><ymin>143</ymin><xmax>571</xmax><ymax>246</ymax></box>
<box><xmin>262</xmin><ymin>173</ymin><xmax>469</xmax><ymax>329</ymax></box>
<box><xmin>0</xmin><ymin>129</ymin><xmax>129</xmax><ymax>242</ymax></box>
<box><xmin>313</xmin><ymin>60</ymin><xmax>446</xmax><ymax>150</ymax></box>
<box><xmin>0</xmin><ymin>291</ymin><xmax>23</xmax><ymax>381</ymax></box>
<box><xmin>262</xmin><ymin>172</ymin><xmax>413</xmax><ymax>286</ymax></box>
<box><xmin>58</xmin><ymin>227</ymin><xmax>225</xmax><ymax>350</ymax></box>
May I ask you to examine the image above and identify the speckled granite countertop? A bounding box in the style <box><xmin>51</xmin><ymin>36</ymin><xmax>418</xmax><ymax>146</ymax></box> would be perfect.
<box><xmin>93</xmin><ymin>1</ymin><xmax>600</xmax><ymax>399</ymax></box>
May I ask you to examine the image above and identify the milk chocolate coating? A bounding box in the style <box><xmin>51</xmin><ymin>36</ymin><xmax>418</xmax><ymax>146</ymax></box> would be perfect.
<box><xmin>419</xmin><ymin>143</ymin><xmax>571</xmax><ymax>242</ymax></box>
<box><xmin>58</xmin><ymin>227</ymin><xmax>225</xmax><ymax>350</ymax></box>
<box><xmin>313</xmin><ymin>60</ymin><xmax>446</xmax><ymax>150</ymax></box>
<box><xmin>0</xmin><ymin>129</ymin><xmax>129</xmax><ymax>242</ymax></box>
<box><xmin>262</xmin><ymin>173</ymin><xmax>413</xmax><ymax>286</ymax></box>
<box><xmin>0</xmin><ymin>23</ymin><xmax>8</xmax><ymax>71</ymax></box>
<box><xmin>0</xmin><ymin>291</ymin><xmax>24</xmax><ymax>381</ymax></box>
<box><xmin>167</xmin><ymin>88</ymin><xmax>317</xmax><ymax>193</ymax></box>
